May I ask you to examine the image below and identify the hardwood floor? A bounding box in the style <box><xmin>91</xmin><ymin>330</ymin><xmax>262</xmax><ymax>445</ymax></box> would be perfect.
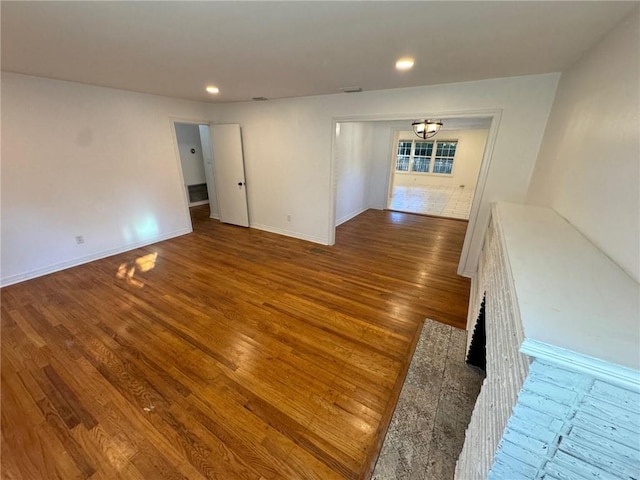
<box><xmin>1</xmin><ymin>207</ymin><xmax>471</xmax><ymax>480</ymax></box>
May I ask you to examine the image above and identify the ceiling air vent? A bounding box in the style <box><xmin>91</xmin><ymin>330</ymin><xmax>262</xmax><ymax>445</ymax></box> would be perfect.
<box><xmin>340</xmin><ymin>86</ymin><xmax>362</xmax><ymax>93</ymax></box>
<box><xmin>252</xmin><ymin>96</ymin><xmax>268</xmax><ymax>101</ymax></box>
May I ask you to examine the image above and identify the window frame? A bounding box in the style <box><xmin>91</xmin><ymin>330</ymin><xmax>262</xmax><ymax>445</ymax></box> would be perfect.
<box><xmin>394</xmin><ymin>138</ymin><xmax>458</xmax><ymax>176</ymax></box>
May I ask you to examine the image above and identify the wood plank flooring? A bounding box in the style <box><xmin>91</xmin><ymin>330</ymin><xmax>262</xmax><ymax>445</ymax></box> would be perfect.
<box><xmin>1</xmin><ymin>207</ymin><xmax>471</xmax><ymax>480</ymax></box>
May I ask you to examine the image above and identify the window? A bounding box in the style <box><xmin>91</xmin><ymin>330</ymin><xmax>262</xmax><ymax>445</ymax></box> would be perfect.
<box><xmin>395</xmin><ymin>141</ymin><xmax>411</xmax><ymax>171</ymax></box>
<box><xmin>433</xmin><ymin>141</ymin><xmax>457</xmax><ymax>174</ymax></box>
<box><xmin>412</xmin><ymin>141</ymin><xmax>433</xmax><ymax>173</ymax></box>
<box><xmin>395</xmin><ymin>139</ymin><xmax>457</xmax><ymax>175</ymax></box>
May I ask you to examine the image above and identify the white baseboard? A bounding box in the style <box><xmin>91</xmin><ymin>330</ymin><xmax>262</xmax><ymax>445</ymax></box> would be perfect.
<box><xmin>189</xmin><ymin>200</ymin><xmax>209</xmax><ymax>207</ymax></box>
<box><xmin>209</xmin><ymin>213</ymin><xmax>220</xmax><ymax>220</ymax></box>
<box><xmin>335</xmin><ymin>207</ymin><xmax>369</xmax><ymax>227</ymax></box>
<box><xmin>1</xmin><ymin>227</ymin><xmax>192</xmax><ymax>287</ymax></box>
<box><xmin>250</xmin><ymin>223</ymin><xmax>329</xmax><ymax>245</ymax></box>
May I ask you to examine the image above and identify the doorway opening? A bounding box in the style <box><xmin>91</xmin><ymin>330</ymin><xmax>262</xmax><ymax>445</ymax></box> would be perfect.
<box><xmin>173</xmin><ymin>122</ymin><xmax>219</xmax><ymax>224</ymax></box>
<box><xmin>171</xmin><ymin>120</ymin><xmax>250</xmax><ymax>233</ymax></box>
<box><xmin>330</xmin><ymin>111</ymin><xmax>500</xmax><ymax>276</ymax></box>
<box><xmin>387</xmin><ymin>117</ymin><xmax>491</xmax><ymax>220</ymax></box>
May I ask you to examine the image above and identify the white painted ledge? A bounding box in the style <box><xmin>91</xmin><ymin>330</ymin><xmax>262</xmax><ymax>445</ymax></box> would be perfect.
<box><xmin>494</xmin><ymin>202</ymin><xmax>640</xmax><ymax>372</ymax></box>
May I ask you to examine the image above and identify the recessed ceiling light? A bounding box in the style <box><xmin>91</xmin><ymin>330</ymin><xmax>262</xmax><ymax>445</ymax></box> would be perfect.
<box><xmin>395</xmin><ymin>58</ymin><xmax>415</xmax><ymax>70</ymax></box>
<box><xmin>206</xmin><ymin>86</ymin><xmax>219</xmax><ymax>94</ymax></box>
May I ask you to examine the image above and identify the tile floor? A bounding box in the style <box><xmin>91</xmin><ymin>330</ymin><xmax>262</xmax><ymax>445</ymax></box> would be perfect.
<box><xmin>388</xmin><ymin>185</ymin><xmax>475</xmax><ymax>220</ymax></box>
<box><xmin>372</xmin><ymin>319</ymin><xmax>484</xmax><ymax>480</ymax></box>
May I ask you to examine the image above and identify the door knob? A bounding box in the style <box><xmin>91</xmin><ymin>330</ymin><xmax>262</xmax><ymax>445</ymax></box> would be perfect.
<box><xmin>238</xmin><ymin>182</ymin><xmax>244</xmax><ymax>186</ymax></box>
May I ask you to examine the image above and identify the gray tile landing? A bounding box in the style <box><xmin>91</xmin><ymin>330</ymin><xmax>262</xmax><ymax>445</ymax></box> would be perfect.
<box><xmin>372</xmin><ymin>319</ymin><xmax>484</xmax><ymax>480</ymax></box>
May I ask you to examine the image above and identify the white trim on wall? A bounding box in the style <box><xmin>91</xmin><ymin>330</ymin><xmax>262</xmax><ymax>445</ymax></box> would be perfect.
<box><xmin>335</xmin><ymin>207</ymin><xmax>369</xmax><ymax>227</ymax></box>
<box><xmin>458</xmin><ymin>110</ymin><xmax>502</xmax><ymax>277</ymax></box>
<box><xmin>250</xmin><ymin>223</ymin><xmax>329</xmax><ymax>245</ymax></box>
<box><xmin>386</xmin><ymin>129</ymin><xmax>402</xmax><ymax>208</ymax></box>
<box><xmin>328</xmin><ymin>118</ymin><xmax>339</xmax><ymax>245</ymax></box>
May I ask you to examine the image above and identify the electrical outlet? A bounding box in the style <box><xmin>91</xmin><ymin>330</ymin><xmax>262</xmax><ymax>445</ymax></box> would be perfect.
<box><xmin>286</xmin><ymin>215</ymin><xmax>291</xmax><ymax>222</ymax></box>
<box><xmin>75</xmin><ymin>235</ymin><xmax>85</xmax><ymax>245</ymax></box>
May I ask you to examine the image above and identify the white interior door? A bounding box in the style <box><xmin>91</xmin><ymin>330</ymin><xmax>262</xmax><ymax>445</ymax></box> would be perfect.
<box><xmin>198</xmin><ymin>125</ymin><xmax>219</xmax><ymax>219</ymax></box>
<box><xmin>211</xmin><ymin>124</ymin><xmax>249</xmax><ymax>227</ymax></box>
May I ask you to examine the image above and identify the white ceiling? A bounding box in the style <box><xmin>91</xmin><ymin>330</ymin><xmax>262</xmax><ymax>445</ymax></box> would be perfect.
<box><xmin>1</xmin><ymin>1</ymin><xmax>636</xmax><ymax>103</ymax></box>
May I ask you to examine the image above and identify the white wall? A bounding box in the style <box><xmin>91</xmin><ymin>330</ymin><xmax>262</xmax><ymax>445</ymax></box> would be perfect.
<box><xmin>527</xmin><ymin>9</ymin><xmax>640</xmax><ymax>282</ymax></box>
<box><xmin>175</xmin><ymin>123</ymin><xmax>206</xmax><ymax>186</ymax></box>
<box><xmin>369</xmin><ymin>122</ymin><xmax>398</xmax><ymax>210</ymax></box>
<box><xmin>1</xmin><ymin>71</ymin><xmax>560</xmax><ymax>284</ymax></box>
<box><xmin>1</xmin><ymin>72</ymin><xmax>209</xmax><ymax>286</ymax></box>
<box><xmin>334</xmin><ymin>122</ymin><xmax>374</xmax><ymax>225</ymax></box>
<box><xmin>392</xmin><ymin>129</ymin><xmax>488</xmax><ymax>189</ymax></box>
<box><xmin>208</xmin><ymin>73</ymin><xmax>559</xmax><ymax>274</ymax></box>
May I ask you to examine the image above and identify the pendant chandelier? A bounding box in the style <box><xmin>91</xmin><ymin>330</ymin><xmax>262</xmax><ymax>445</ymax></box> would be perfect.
<box><xmin>412</xmin><ymin>119</ymin><xmax>443</xmax><ymax>139</ymax></box>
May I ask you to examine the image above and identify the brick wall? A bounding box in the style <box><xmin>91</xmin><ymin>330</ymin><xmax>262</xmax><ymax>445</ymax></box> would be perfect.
<box><xmin>489</xmin><ymin>361</ymin><xmax>640</xmax><ymax>479</ymax></box>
